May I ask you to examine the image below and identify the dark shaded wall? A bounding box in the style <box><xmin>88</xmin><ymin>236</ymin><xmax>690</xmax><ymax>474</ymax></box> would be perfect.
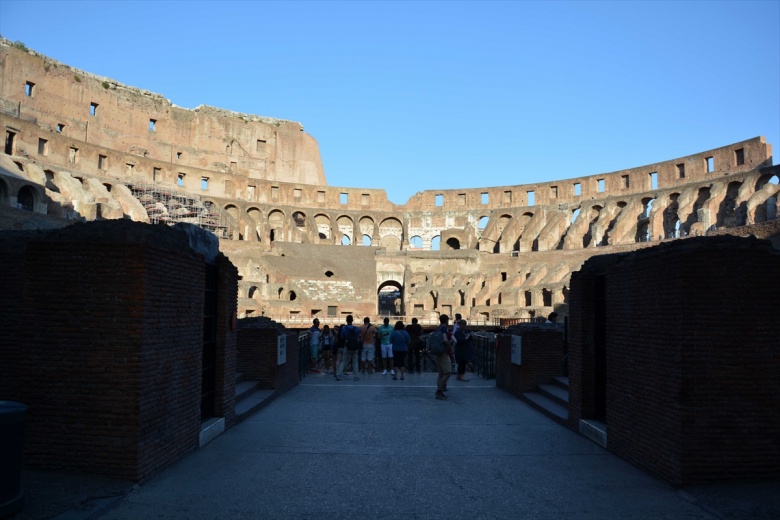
<box><xmin>496</xmin><ymin>328</ymin><xmax>564</xmax><ymax>396</ymax></box>
<box><xmin>569</xmin><ymin>236</ymin><xmax>780</xmax><ymax>485</ymax></box>
<box><xmin>237</xmin><ymin>318</ymin><xmax>300</xmax><ymax>396</ymax></box>
<box><xmin>0</xmin><ymin>221</ymin><xmax>238</xmax><ymax>482</ymax></box>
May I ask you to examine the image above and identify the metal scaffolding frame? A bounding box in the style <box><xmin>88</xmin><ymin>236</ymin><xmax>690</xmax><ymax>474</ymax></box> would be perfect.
<box><xmin>127</xmin><ymin>182</ymin><xmax>233</xmax><ymax>238</ymax></box>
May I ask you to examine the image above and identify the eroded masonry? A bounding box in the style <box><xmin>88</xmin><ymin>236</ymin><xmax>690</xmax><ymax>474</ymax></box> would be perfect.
<box><xmin>2</xmin><ymin>38</ymin><xmax>779</xmax><ymax>324</ymax></box>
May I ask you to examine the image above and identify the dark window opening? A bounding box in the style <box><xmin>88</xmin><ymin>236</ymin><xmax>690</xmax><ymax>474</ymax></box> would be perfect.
<box><xmin>38</xmin><ymin>138</ymin><xmax>48</xmax><ymax>155</ymax></box>
<box><xmin>90</xmin><ymin>102</ymin><xmax>98</xmax><ymax>116</ymax></box>
<box><xmin>149</xmin><ymin>119</ymin><xmax>156</xmax><ymax>132</ymax></box>
<box><xmin>325</xmin><ymin>270</ymin><xmax>334</xmax><ymax>277</ymax></box>
<box><xmin>706</xmin><ymin>156</ymin><xmax>714</xmax><ymax>172</ymax></box>
<box><xmin>735</xmin><ymin>148</ymin><xmax>744</xmax><ymax>166</ymax></box>
<box><xmin>25</xmin><ymin>81</ymin><xmax>35</xmax><ymax>96</ymax></box>
<box><xmin>56</xmin><ymin>123</ymin><xmax>64</xmax><ymax>133</ymax></box>
<box><xmin>5</xmin><ymin>130</ymin><xmax>16</xmax><ymax>155</ymax></box>
<box><xmin>677</xmin><ymin>163</ymin><xmax>685</xmax><ymax>178</ymax></box>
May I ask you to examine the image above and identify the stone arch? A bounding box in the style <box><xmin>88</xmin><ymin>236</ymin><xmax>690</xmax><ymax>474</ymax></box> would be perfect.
<box><xmin>446</xmin><ymin>237</ymin><xmax>460</xmax><ymax>250</ymax></box>
<box><xmin>358</xmin><ymin>216</ymin><xmax>375</xmax><ymax>243</ymax></box>
<box><xmin>248</xmin><ymin>286</ymin><xmax>260</xmax><ymax>299</ymax></box>
<box><xmin>431</xmin><ymin>235</ymin><xmax>441</xmax><ymax>251</ymax></box>
<box><xmin>663</xmin><ymin>193</ymin><xmax>680</xmax><ymax>239</ymax></box>
<box><xmin>717</xmin><ymin>181</ymin><xmax>742</xmax><ymax>227</ymax></box>
<box><xmin>684</xmin><ymin>186</ymin><xmax>711</xmax><ymax>234</ymax></box>
<box><xmin>315</xmin><ymin>213</ymin><xmax>332</xmax><ymax>240</ymax></box>
<box><xmin>268</xmin><ymin>209</ymin><xmax>285</xmax><ymax>242</ymax></box>
<box><xmin>379</xmin><ymin>217</ymin><xmax>403</xmax><ymax>251</ymax></box>
<box><xmin>583</xmin><ymin>205</ymin><xmax>602</xmax><ymax>248</ymax></box>
<box><xmin>377</xmin><ymin>279</ymin><xmax>403</xmax><ymax>315</ymax></box>
<box><xmin>17</xmin><ymin>185</ymin><xmax>37</xmax><ymax>211</ymax></box>
<box><xmin>247</xmin><ymin>207</ymin><xmax>264</xmax><ymax>241</ymax></box>
<box><xmin>292</xmin><ymin>211</ymin><xmax>307</xmax><ymax>228</ymax></box>
<box><xmin>409</xmin><ymin>235</ymin><xmax>423</xmax><ymax>250</ymax></box>
<box><xmin>336</xmin><ymin>215</ymin><xmax>354</xmax><ymax>244</ymax></box>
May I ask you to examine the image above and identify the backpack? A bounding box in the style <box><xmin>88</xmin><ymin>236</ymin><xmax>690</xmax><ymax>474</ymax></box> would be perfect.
<box><xmin>345</xmin><ymin>326</ymin><xmax>361</xmax><ymax>351</ymax></box>
<box><xmin>427</xmin><ymin>329</ymin><xmax>446</xmax><ymax>355</ymax></box>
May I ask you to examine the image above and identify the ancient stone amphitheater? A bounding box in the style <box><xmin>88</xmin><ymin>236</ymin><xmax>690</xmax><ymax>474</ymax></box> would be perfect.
<box><xmin>2</xmin><ymin>38</ymin><xmax>778</xmax><ymax>325</ymax></box>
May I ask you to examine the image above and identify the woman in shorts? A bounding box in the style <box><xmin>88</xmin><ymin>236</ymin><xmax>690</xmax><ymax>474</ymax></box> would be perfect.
<box><xmin>389</xmin><ymin>321</ymin><xmax>410</xmax><ymax>380</ymax></box>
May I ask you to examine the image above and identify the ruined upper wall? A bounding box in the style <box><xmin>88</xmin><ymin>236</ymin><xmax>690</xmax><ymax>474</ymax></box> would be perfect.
<box><xmin>0</xmin><ymin>39</ymin><xmax>326</xmax><ymax>187</ymax></box>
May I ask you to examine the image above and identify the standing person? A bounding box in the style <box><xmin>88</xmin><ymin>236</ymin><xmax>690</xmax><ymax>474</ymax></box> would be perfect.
<box><xmin>545</xmin><ymin>312</ymin><xmax>558</xmax><ymax>324</ymax></box>
<box><xmin>378</xmin><ymin>317</ymin><xmax>395</xmax><ymax>376</ymax></box>
<box><xmin>453</xmin><ymin>319</ymin><xmax>474</xmax><ymax>382</ymax></box>
<box><xmin>432</xmin><ymin>314</ymin><xmax>453</xmax><ymax>400</ymax></box>
<box><xmin>359</xmin><ymin>317</ymin><xmax>378</xmax><ymax>374</ymax></box>
<box><xmin>332</xmin><ymin>325</ymin><xmax>342</xmax><ymax>378</ymax></box>
<box><xmin>308</xmin><ymin>318</ymin><xmax>321</xmax><ymax>373</ymax></box>
<box><xmin>336</xmin><ymin>315</ymin><xmax>360</xmax><ymax>381</ymax></box>
<box><xmin>389</xmin><ymin>321</ymin><xmax>410</xmax><ymax>380</ymax></box>
<box><xmin>321</xmin><ymin>325</ymin><xmax>334</xmax><ymax>374</ymax></box>
<box><xmin>405</xmin><ymin>317</ymin><xmax>423</xmax><ymax>374</ymax></box>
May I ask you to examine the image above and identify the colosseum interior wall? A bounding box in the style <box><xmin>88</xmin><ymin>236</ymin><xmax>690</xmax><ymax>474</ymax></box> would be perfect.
<box><xmin>2</xmin><ymin>38</ymin><xmax>779</xmax><ymax>326</ymax></box>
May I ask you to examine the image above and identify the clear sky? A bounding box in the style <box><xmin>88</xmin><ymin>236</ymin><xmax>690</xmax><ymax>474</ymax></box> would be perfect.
<box><xmin>1</xmin><ymin>0</ymin><xmax>778</xmax><ymax>205</ymax></box>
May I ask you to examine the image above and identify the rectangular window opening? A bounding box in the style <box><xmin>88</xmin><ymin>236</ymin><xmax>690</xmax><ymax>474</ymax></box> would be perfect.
<box><xmin>38</xmin><ymin>138</ymin><xmax>48</xmax><ymax>156</ymax></box>
<box><xmin>247</xmin><ymin>185</ymin><xmax>256</xmax><ymax>200</ymax></box>
<box><xmin>317</xmin><ymin>190</ymin><xmax>325</xmax><ymax>203</ymax></box>
<box><xmin>149</xmin><ymin>119</ymin><xmax>156</xmax><ymax>132</ymax></box>
<box><xmin>201</xmin><ymin>177</ymin><xmax>209</xmax><ymax>190</ymax></box>
<box><xmin>256</xmin><ymin>139</ymin><xmax>266</xmax><ymax>153</ymax></box>
<box><xmin>340</xmin><ymin>192</ymin><xmax>348</xmax><ymax>204</ymax></box>
<box><xmin>327</xmin><ymin>306</ymin><xmax>337</xmax><ymax>317</ymax></box>
<box><xmin>176</xmin><ymin>151</ymin><xmax>182</xmax><ymax>160</ymax></box>
<box><xmin>25</xmin><ymin>81</ymin><xmax>35</xmax><ymax>97</ymax></box>
<box><xmin>677</xmin><ymin>163</ymin><xmax>685</xmax><ymax>179</ymax></box>
<box><xmin>56</xmin><ymin>123</ymin><xmax>64</xmax><ymax>133</ymax></box>
<box><xmin>271</xmin><ymin>186</ymin><xmax>279</xmax><ymax>199</ymax></box>
<box><xmin>550</xmin><ymin>186</ymin><xmax>557</xmax><ymax>199</ymax></box>
<box><xmin>153</xmin><ymin>167</ymin><xmax>161</xmax><ymax>182</ymax></box>
<box><xmin>98</xmin><ymin>154</ymin><xmax>107</xmax><ymax>170</ymax></box>
<box><xmin>361</xmin><ymin>193</ymin><xmax>369</xmax><ymax>205</ymax></box>
<box><xmin>458</xmin><ymin>193</ymin><xmax>466</xmax><ymax>205</ymax></box>
<box><xmin>503</xmin><ymin>191</ymin><xmax>512</xmax><ymax>203</ymax></box>
<box><xmin>69</xmin><ymin>147</ymin><xmax>78</xmax><ymax>164</ymax></box>
<box><xmin>126</xmin><ymin>163</ymin><xmax>134</xmax><ymax>175</ymax></box>
<box><xmin>90</xmin><ymin>102</ymin><xmax>98</xmax><ymax>117</ymax></box>
<box><xmin>649</xmin><ymin>172</ymin><xmax>658</xmax><ymax>190</ymax></box>
<box><xmin>294</xmin><ymin>188</ymin><xmax>302</xmax><ymax>198</ymax></box>
<box><xmin>527</xmin><ymin>190</ymin><xmax>535</xmax><ymax>206</ymax></box>
<box><xmin>735</xmin><ymin>148</ymin><xmax>744</xmax><ymax>166</ymax></box>
<box><xmin>574</xmin><ymin>182</ymin><xmax>581</xmax><ymax>196</ymax></box>
<box><xmin>706</xmin><ymin>156</ymin><xmax>714</xmax><ymax>173</ymax></box>
<box><xmin>621</xmin><ymin>175</ymin><xmax>629</xmax><ymax>189</ymax></box>
<box><xmin>435</xmin><ymin>194</ymin><xmax>444</xmax><ymax>207</ymax></box>
<box><xmin>501</xmin><ymin>272</ymin><xmax>507</xmax><ymax>281</ymax></box>
<box><xmin>177</xmin><ymin>173</ymin><xmax>185</xmax><ymax>187</ymax></box>
<box><xmin>481</xmin><ymin>192</ymin><xmax>489</xmax><ymax>204</ymax></box>
<box><xmin>230</xmin><ymin>161</ymin><xmax>238</xmax><ymax>172</ymax></box>
<box><xmin>597</xmin><ymin>179</ymin><xmax>605</xmax><ymax>193</ymax></box>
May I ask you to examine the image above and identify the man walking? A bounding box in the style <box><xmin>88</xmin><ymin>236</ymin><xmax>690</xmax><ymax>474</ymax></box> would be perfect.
<box><xmin>433</xmin><ymin>314</ymin><xmax>453</xmax><ymax>400</ymax></box>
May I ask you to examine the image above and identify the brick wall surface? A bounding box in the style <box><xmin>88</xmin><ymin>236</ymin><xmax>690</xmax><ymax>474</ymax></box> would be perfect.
<box><xmin>0</xmin><ymin>220</ymin><xmax>239</xmax><ymax>482</ymax></box>
<box><xmin>237</xmin><ymin>320</ymin><xmax>300</xmax><ymax>396</ymax></box>
<box><xmin>496</xmin><ymin>329</ymin><xmax>564</xmax><ymax>397</ymax></box>
<box><xmin>569</xmin><ymin>236</ymin><xmax>780</xmax><ymax>485</ymax></box>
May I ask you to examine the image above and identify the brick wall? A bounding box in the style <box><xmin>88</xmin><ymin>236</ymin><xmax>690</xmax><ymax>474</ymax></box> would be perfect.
<box><xmin>237</xmin><ymin>319</ymin><xmax>300</xmax><ymax>396</ymax></box>
<box><xmin>569</xmin><ymin>236</ymin><xmax>780</xmax><ymax>485</ymax></box>
<box><xmin>496</xmin><ymin>328</ymin><xmax>564</xmax><ymax>397</ymax></box>
<box><xmin>0</xmin><ymin>220</ymin><xmax>239</xmax><ymax>482</ymax></box>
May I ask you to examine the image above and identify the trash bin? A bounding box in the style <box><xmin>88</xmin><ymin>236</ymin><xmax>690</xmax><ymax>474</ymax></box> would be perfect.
<box><xmin>0</xmin><ymin>401</ymin><xmax>27</xmax><ymax>517</ymax></box>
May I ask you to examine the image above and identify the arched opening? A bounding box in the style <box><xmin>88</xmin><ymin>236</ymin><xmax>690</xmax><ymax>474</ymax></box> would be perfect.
<box><xmin>248</xmin><ymin>286</ymin><xmax>259</xmax><ymax>298</ymax></box>
<box><xmin>362</xmin><ymin>234</ymin><xmax>372</xmax><ymax>246</ymax></box>
<box><xmin>289</xmin><ymin>291</ymin><xmax>297</xmax><ymax>301</ymax></box>
<box><xmin>378</xmin><ymin>280</ymin><xmax>403</xmax><ymax>316</ymax></box>
<box><xmin>277</xmin><ymin>287</ymin><xmax>283</xmax><ymax>299</ymax></box>
<box><xmin>430</xmin><ymin>236</ymin><xmax>441</xmax><ymax>251</ymax></box>
<box><xmin>409</xmin><ymin>235</ymin><xmax>423</xmax><ymax>250</ymax></box>
<box><xmin>446</xmin><ymin>237</ymin><xmax>460</xmax><ymax>250</ymax></box>
<box><xmin>341</xmin><ymin>235</ymin><xmax>351</xmax><ymax>245</ymax></box>
<box><xmin>292</xmin><ymin>211</ymin><xmax>306</xmax><ymax>228</ymax></box>
<box><xmin>17</xmin><ymin>185</ymin><xmax>36</xmax><ymax>211</ymax></box>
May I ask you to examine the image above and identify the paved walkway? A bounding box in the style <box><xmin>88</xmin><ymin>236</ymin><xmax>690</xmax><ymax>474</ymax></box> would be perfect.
<box><xmin>15</xmin><ymin>372</ymin><xmax>780</xmax><ymax>519</ymax></box>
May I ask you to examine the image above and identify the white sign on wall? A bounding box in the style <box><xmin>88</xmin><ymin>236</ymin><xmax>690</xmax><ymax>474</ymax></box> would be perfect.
<box><xmin>511</xmin><ymin>335</ymin><xmax>522</xmax><ymax>365</ymax></box>
<box><xmin>277</xmin><ymin>334</ymin><xmax>287</xmax><ymax>365</ymax></box>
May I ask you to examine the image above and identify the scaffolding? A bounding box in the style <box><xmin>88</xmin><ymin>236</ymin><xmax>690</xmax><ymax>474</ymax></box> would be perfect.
<box><xmin>127</xmin><ymin>182</ymin><xmax>233</xmax><ymax>239</ymax></box>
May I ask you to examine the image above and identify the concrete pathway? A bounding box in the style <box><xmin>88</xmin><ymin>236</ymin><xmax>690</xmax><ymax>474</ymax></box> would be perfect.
<box><xmin>63</xmin><ymin>372</ymin><xmax>780</xmax><ymax>519</ymax></box>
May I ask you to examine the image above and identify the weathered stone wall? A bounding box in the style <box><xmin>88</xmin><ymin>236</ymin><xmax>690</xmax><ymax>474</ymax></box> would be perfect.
<box><xmin>2</xmin><ymin>39</ymin><xmax>779</xmax><ymax>325</ymax></box>
<box><xmin>568</xmin><ymin>236</ymin><xmax>780</xmax><ymax>485</ymax></box>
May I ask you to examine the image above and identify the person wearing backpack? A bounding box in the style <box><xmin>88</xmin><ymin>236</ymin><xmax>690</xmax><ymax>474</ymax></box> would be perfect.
<box><xmin>336</xmin><ymin>315</ymin><xmax>360</xmax><ymax>381</ymax></box>
<box><xmin>429</xmin><ymin>314</ymin><xmax>454</xmax><ymax>400</ymax></box>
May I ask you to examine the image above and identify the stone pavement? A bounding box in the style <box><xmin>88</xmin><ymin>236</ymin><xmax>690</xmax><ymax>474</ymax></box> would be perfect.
<box><xmin>12</xmin><ymin>371</ymin><xmax>780</xmax><ymax>519</ymax></box>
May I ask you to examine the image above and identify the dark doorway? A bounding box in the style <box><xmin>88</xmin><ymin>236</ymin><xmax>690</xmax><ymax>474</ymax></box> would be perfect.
<box><xmin>593</xmin><ymin>275</ymin><xmax>607</xmax><ymax>421</ymax></box>
<box><xmin>5</xmin><ymin>130</ymin><xmax>16</xmax><ymax>155</ymax></box>
<box><xmin>201</xmin><ymin>264</ymin><xmax>218</xmax><ymax>420</ymax></box>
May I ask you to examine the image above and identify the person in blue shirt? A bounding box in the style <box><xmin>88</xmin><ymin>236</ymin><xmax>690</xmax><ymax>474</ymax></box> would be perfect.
<box><xmin>336</xmin><ymin>315</ymin><xmax>360</xmax><ymax>381</ymax></box>
<box><xmin>389</xmin><ymin>321</ymin><xmax>410</xmax><ymax>380</ymax></box>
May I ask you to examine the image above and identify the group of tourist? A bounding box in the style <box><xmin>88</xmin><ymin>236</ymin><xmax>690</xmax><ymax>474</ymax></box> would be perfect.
<box><xmin>307</xmin><ymin>313</ymin><xmax>474</xmax><ymax>400</ymax></box>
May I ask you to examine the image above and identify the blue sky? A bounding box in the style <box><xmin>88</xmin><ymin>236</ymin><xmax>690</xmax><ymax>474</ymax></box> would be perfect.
<box><xmin>1</xmin><ymin>0</ymin><xmax>778</xmax><ymax>205</ymax></box>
